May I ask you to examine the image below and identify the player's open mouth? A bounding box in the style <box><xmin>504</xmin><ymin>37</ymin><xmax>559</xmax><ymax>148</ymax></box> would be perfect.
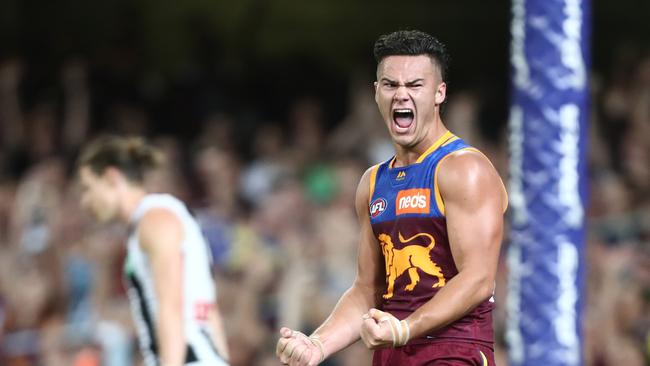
<box><xmin>393</xmin><ymin>108</ymin><xmax>414</xmax><ymax>131</ymax></box>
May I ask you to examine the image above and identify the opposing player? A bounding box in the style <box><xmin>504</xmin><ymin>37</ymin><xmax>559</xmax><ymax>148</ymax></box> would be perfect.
<box><xmin>276</xmin><ymin>30</ymin><xmax>507</xmax><ymax>365</ymax></box>
<box><xmin>78</xmin><ymin>136</ymin><xmax>229</xmax><ymax>366</ymax></box>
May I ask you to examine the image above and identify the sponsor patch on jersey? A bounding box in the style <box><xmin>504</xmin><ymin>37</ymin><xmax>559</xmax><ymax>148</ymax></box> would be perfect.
<box><xmin>396</xmin><ymin>188</ymin><xmax>430</xmax><ymax>215</ymax></box>
<box><xmin>194</xmin><ymin>302</ymin><xmax>215</xmax><ymax>322</ymax></box>
<box><xmin>370</xmin><ymin>197</ymin><xmax>388</xmax><ymax>218</ymax></box>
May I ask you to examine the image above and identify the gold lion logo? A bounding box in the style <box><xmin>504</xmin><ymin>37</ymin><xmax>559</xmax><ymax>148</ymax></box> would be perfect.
<box><xmin>378</xmin><ymin>232</ymin><xmax>446</xmax><ymax>299</ymax></box>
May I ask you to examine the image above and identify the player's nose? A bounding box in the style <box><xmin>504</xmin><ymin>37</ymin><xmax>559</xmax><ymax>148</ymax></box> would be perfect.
<box><xmin>393</xmin><ymin>85</ymin><xmax>410</xmax><ymax>102</ymax></box>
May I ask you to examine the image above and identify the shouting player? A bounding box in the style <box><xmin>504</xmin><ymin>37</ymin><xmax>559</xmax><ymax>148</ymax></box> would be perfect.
<box><xmin>276</xmin><ymin>30</ymin><xmax>507</xmax><ymax>365</ymax></box>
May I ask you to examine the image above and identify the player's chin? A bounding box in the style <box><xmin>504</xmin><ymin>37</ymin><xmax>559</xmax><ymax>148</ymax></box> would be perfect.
<box><xmin>97</xmin><ymin>211</ymin><xmax>114</xmax><ymax>223</ymax></box>
<box><xmin>391</xmin><ymin>133</ymin><xmax>417</xmax><ymax>148</ymax></box>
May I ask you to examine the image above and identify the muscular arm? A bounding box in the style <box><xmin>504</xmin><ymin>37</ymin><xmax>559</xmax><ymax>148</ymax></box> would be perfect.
<box><xmin>405</xmin><ymin>150</ymin><xmax>506</xmax><ymax>338</ymax></box>
<box><xmin>305</xmin><ymin>168</ymin><xmax>385</xmax><ymax>358</ymax></box>
<box><xmin>139</xmin><ymin>209</ymin><xmax>186</xmax><ymax>366</ymax></box>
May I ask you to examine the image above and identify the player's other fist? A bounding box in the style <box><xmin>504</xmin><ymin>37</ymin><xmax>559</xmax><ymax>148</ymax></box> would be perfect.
<box><xmin>275</xmin><ymin>327</ymin><xmax>325</xmax><ymax>366</ymax></box>
<box><xmin>360</xmin><ymin>308</ymin><xmax>410</xmax><ymax>349</ymax></box>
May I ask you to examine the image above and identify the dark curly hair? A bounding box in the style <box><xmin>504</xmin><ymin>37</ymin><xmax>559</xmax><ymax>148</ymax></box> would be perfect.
<box><xmin>373</xmin><ymin>30</ymin><xmax>450</xmax><ymax>81</ymax></box>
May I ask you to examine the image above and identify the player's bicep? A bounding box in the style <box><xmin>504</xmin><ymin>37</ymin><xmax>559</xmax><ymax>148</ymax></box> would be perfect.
<box><xmin>439</xmin><ymin>152</ymin><xmax>504</xmax><ymax>275</ymax></box>
<box><xmin>139</xmin><ymin>210</ymin><xmax>185</xmax><ymax>303</ymax></box>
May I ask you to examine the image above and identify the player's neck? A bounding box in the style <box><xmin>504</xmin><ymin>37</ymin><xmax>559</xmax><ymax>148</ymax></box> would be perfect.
<box><xmin>393</xmin><ymin>121</ymin><xmax>448</xmax><ymax>168</ymax></box>
<box><xmin>119</xmin><ymin>187</ymin><xmax>148</xmax><ymax>223</ymax></box>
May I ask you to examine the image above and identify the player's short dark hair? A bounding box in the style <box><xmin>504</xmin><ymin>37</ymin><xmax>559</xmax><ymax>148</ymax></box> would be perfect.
<box><xmin>77</xmin><ymin>135</ymin><xmax>163</xmax><ymax>183</ymax></box>
<box><xmin>373</xmin><ymin>30</ymin><xmax>450</xmax><ymax>81</ymax></box>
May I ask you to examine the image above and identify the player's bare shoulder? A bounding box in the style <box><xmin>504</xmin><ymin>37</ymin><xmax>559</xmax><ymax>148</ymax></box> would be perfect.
<box><xmin>437</xmin><ymin>149</ymin><xmax>507</xmax><ymax>210</ymax></box>
<box><xmin>138</xmin><ymin>208</ymin><xmax>184</xmax><ymax>252</ymax></box>
<box><xmin>355</xmin><ymin>165</ymin><xmax>379</xmax><ymax>211</ymax></box>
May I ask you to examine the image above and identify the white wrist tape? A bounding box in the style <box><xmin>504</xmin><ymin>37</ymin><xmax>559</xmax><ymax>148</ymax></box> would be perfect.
<box><xmin>398</xmin><ymin>319</ymin><xmax>410</xmax><ymax>346</ymax></box>
<box><xmin>378</xmin><ymin>316</ymin><xmax>410</xmax><ymax>347</ymax></box>
<box><xmin>308</xmin><ymin>335</ymin><xmax>325</xmax><ymax>363</ymax></box>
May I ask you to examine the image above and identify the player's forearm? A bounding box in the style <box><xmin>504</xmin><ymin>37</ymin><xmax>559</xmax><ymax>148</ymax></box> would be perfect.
<box><xmin>405</xmin><ymin>270</ymin><xmax>493</xmax><ymax>339</ymax></box>
<box><xmin>157</xmin><ymin>306</ymin><xmax>186</xmax><ymax>366</ymax></box>
<box><xmin>311</xmin><ymin>282</ymin><xmax>379</xmax><ymax>358</ymax></box>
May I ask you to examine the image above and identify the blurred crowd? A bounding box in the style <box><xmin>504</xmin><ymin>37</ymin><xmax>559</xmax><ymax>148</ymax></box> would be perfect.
<box><xmin>0</xmin><ymin>46</ymin><xmax>649</xmax><ymax>366</ymax></box>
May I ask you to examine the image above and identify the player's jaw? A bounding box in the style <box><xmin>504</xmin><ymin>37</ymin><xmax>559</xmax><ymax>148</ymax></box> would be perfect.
<box><xmin>81</xmin><ymin>190</ymin><xmax>118</xmax><ymax>223</ymax></box>
<box><xmin>92</xmin><ymin>204</ymin><xmax>114</xmax><ymax>223</ymax></box>
<box><xmin>81</xmin><ymin>196</ymin><xmax>109</xmax><ymax>222</ymax></box>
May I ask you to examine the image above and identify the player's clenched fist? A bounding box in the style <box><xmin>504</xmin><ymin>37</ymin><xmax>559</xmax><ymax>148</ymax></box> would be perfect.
<box><xmin>360</xmin><ymin>308</ymin><xmax>410</xmax><ymax>349</ymax></box>
<box><xmin>276</xmin><ymin>327</ymin><xmax>325</xmax><ymax>366</ymax></box>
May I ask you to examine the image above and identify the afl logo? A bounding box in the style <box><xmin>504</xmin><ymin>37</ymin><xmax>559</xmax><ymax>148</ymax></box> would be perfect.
<box><xmin>370</xmin><ymin>198</ymin><xmax>387</xmax><ymax>218</ymax></box>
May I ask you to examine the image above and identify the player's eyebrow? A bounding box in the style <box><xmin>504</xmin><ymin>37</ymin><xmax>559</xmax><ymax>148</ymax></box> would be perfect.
<box><xmin>404</xmin><ymin>79</ymin><xmax>425</xmax><ymax>86</ymax></box>
<box><xmin>379</xmin><ymin>78</ymin><xmax>425</xmax><ymax>86</ymax></box>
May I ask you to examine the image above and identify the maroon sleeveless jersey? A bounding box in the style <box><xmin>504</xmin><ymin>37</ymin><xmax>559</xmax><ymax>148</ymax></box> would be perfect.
<box><xmin>368</xmin><ymin>131</ymin><xmax>495</xmax><ymax>347</ymax></box>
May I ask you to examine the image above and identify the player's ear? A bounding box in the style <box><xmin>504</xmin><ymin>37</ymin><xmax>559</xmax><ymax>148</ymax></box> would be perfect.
<box><xmin>104</xmin><ymin>166</ymin><xmax>124</xmax><ymax>186</ymax></box>
<box><xmin>374</xmin><ymin>81</ymin><xmax>380</xmax><ymax>104</ymax></box>
<box><xmin>435</xmin><ymin>82</ymin><xmax>446</xmax><ymax>105</ymax></box>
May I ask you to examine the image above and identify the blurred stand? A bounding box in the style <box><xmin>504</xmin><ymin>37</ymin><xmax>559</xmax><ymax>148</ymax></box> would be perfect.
<box><xmin>0</xmin><ymin>39</ymin><xmax>649</xmax><ymax>366</ymax></box>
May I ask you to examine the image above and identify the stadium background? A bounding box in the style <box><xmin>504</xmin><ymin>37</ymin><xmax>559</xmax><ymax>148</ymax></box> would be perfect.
<box><xmin>0</xmin><ymin>0</ymin><xmax>649</xmax><ymax>365</ymax></box>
